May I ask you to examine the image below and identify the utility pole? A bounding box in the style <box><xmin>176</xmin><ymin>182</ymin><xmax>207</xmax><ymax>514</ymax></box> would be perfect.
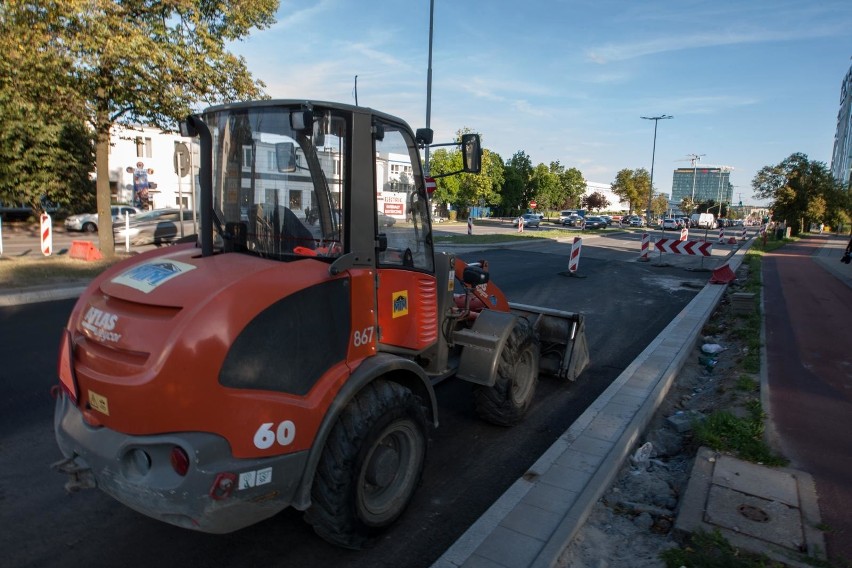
<box><xmin>714</xmin><ymin>166</ymin><xmax>734</xmax><ymax>216</ymax></box>
<box><xmin>641</xmin><ymin>115</ymin><xmax>673</xmax><ymax>224</ymax></box>
<box><xmin>424</xmin><ymin>0</ymin><xmax>435</xmax><ymax>176</ymax></box>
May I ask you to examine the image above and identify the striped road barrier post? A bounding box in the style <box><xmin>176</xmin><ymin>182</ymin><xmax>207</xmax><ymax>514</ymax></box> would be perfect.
<box><xmin>639</xmin><ymin>232</ymin><xmax>650</xmax><ymax>261</ymax></box>
<box><xmin>40</xmin><ymin>213</ymin><xmax>53</xmax><ymax>256</ymax></box>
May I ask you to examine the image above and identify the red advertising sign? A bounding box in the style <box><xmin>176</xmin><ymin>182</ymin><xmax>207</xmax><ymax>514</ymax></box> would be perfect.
<box><xmin>384</xmin><ymin>203</ymin><xmax>404</xmax><ymax>215</ymax></box>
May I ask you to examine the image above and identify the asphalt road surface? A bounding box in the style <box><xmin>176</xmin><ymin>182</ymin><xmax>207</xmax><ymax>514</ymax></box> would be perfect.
<box><xmin>0</xmin><ymin>236</ymin><xmax>712</xmax><ymax>568</ymax></box>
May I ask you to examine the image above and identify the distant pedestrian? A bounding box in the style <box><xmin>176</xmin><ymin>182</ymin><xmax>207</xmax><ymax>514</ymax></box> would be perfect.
<box><xmin>819</xmin><ymin>222</ymin><xmax>824</xmax><ymax>234</ymax></box>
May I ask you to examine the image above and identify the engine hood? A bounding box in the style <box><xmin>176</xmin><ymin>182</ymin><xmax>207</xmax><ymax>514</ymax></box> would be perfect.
<box><xmin>70</xmin><ymin>245</ymin><xmax>336</xmax><ymax>380</ymax></box>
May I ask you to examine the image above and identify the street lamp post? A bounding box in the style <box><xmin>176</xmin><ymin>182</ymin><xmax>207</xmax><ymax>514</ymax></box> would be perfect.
<box><xmin>687</xmin><ymin>153</ymin><xmax>705</xmax><ymax>201</ymax></box>
<box><xmin>424</xmin><ymin>0</ymin><xmax>435</xmax><ymax>176</ymax></box>
<box><xmin>641</xmin><ymin>115</ymin><xmax>672</xmax><ymax>225</ymax></box>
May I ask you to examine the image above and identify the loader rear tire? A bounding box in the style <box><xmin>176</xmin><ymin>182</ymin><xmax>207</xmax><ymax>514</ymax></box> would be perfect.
<box><xmin>473</xmin><ymin>317</ymin><xmax>540</xmax><ymax>426</ymax></box>
<box><xmin>305</xmin><ymin>380</ymin><xmax>428</xmax><ymax>549</ymax></box>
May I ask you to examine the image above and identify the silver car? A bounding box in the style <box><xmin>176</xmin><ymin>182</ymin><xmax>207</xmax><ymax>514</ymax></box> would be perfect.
<box><xmin>514</xmin><ymin>213</ymin><xmax>541</xmax><ymax>228</ymax></box>
<box><xmin>64</xmin><ymin>205</ymin><xmax>141</xmax><ymax>232</ymax></box>
<box><xmin>115</xmin><ymin>208</ymin><xmax>196</xmax><ymax>246</ymax></box>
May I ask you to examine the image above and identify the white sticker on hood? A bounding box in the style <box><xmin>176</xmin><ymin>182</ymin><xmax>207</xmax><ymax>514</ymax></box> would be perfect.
<box><xmin>112</xmin><ymin>259</ymin><xmax>196</xmax><ymax>293</ymax></box>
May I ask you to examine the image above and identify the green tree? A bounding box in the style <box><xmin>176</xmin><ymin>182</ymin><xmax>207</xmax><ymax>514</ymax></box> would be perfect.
<box><xmin>459</xmin><ymin>148</ymin><xmax>504</xmax><ymax>216</ymax></box>
<box><xmin>529</xmin><ymin>163</ymin><xmax>558</xmax><ymax>214</ymax></box>
<box><xmin>429</xmin><ymin>148</ymin><xmax>462</xmax><ymax>214</ymax></box>
<box><xmin>651</xmin><ymin>194</ymin><xmax>670</xmax><ymax>220</ymax></box>
<box><xmin>822</xmin><ymin>179</ymin><xmax>851</xmax><ymax>231</ymax></box>
<box><xmin>752</xmin><ymin>153</ymin><xmax>841</xmax><ymax>235</ymax></box>
<box><xmin>558</xmin><ymin>166</ymin><xmax>586</xmax><ymax>210</ymax></box>
<box><xmin>680</xmin><ymin>197</ymin><xmax>695</xmax><ymax>216</ymax></box>
<box><xmin>0</xmin><ymin>2</ymin><xmax>95</xmax><ymax>216</ymax></box>
<box><xmin>610</xmin><ymin>168</ymin><xmax>650</xmax><ymax>214</ymax></box>
<box><xmin>427</xmin><ymin>132</ymin><xmax>504</xmax><ymax>217</ymax></box>
<box><xmin>9</xmin><ymin>0</ymin><xmax>278</xmax><ymax>254</ymax></box>
<box><xmin>502</xmin><ymin>151</ymin><xmax>533</xmax><ymax>215</ymax></box>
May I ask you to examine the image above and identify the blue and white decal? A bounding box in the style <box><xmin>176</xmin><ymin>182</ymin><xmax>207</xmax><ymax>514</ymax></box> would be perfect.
<box><xmin>112</xmin><ymin>260</ymin><xmax>196</xmax><ymax>293</ymax></box>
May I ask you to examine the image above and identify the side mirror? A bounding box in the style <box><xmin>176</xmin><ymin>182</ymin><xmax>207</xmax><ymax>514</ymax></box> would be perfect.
<box><xmin>290</xmin><ymin>110</ymin><xmax>313</xmax><ymax>131</ymax></box>
<box><xmin>373</xmin><ymin>124</ymin><xmax>385</xmax><ymax>141</ymax></box>
<box><xmin>416</xmin><ymin>128</ymin><xmax>434</xmax><ymax>145</ymax></box>
<box><xmin>179</xmin><ymin>115</ymin><xmax>199</xmax><ymax>137</ymax></box>
<box><xmin>275</xmin><ymin>142</ymin><xmax>296</xmax><ymax>173</ymax></box>
<box><xmin>461</xmin><ymin>134</ymin><xmax>481</xmax><ymax>173</ymax></box>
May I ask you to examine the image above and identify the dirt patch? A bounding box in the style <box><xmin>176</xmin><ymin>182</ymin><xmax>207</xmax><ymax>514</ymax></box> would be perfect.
<box><xmin>557</xmin><ymin>264</ymin><xmax>766</xmax><ymax>567</ymax></box>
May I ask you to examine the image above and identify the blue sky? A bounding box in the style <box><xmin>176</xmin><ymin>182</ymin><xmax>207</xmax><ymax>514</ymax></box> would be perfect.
<box><xmin>229</xmin><ymin>0</ymin><xmax>852</xmax><ymax>205</ymax></box>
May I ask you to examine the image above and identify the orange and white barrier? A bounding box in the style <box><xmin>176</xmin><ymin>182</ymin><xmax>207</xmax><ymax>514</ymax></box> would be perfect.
<box><xmin>639</xmin><ymin>232</ymin><xmax>650</xmax><ymax>260</ymax></box>
<box><xmin>517</xmin><ymin>217</ymin><xmax>524</xmax><ymax>233</ymax></box>
<box><xmin>568</xmin><ymin>237</ymin><xmax>582</xmax><ymax>274</ymax></box>
<box><xmin>679</xmin><ymin>227</ymin><xmax>688</xmax><ymax>241</ymax></box>
<box><xmin>40</xmin><ymin>213</ymin><xmax>53</xmax><ymax>256</ymax></box>
<box><xmin>467</xmin><ymin>217</ymin><xmax>473</xmax><ymax>235</ymax></box>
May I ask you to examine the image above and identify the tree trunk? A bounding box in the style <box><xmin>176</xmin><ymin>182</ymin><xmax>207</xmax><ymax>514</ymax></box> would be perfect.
<box><xmin>95</xmin><ymin>119</ymin><xmax>115</xmax><ymax>256</ymax></box>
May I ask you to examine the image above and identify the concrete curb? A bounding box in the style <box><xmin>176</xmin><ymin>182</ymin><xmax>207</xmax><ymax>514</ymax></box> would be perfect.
<box><xmin>0</xmin><ymin>284</ymin><xmax>88</xmax><ymax>307</ymax></box>
<box><xmin>433</xmin><ymin>239</ymin><xmax>755</xmax><ymax>568</ymax></box>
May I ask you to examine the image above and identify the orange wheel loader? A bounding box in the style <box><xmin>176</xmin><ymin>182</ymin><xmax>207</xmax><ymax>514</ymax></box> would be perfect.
<box><xmin>53</xmin><ymin>100</ymin><xmax>589</xmax><ymax>548</ymax></box>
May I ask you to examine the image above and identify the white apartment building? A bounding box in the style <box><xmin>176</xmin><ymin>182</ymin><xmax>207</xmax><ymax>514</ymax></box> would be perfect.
<box><xmin>107</xmin><ymin>124</ymin><xmax>196</xmax><ymax>210</ymax></box>
<box><xmin>584</xmin><ymin>181</ymin><xmax>629</xmax><ymax>212</ymax></box>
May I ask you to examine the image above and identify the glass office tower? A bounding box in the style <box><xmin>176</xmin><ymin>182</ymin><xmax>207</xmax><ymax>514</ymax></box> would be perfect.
<box><xmin>671</xmin><ymin>168</ymin><xmax>732</xmax><ymax>205</ymax></box>
<box><xmin>830</xmin><ymin>63</ymin><xmax>852</xmax><ymax>186</ymax></box>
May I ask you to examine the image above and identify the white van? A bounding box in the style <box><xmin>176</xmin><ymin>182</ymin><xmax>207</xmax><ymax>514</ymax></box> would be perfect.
<box><xmin>690</xmin><ymin>213</ymin><xmax>716</xmax><ymax>229</ymax></box>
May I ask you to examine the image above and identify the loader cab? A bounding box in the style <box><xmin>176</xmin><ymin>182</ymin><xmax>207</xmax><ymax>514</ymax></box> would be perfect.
<box><xmin>186</xmin><ymin>101</ymin><xmax>482</xmax><ymax>354</ymax></box>
<box><xmin>188</xmin><ymin>101</ymin><xmax>445</xmax><ymax>273</ymax></box>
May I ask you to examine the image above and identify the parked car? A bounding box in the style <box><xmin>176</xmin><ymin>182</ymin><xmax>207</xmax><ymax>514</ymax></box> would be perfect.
<box><xmin>65</xmin><ymin>205</ymin><xmax>142</xmax><ymax>233</ymax></box>
<box><xmin>662</xmin><ymin>218</ymin><xmax>679</xmax><ymax>230</ymax></box>
<box><xmin>1</xmin><ymin>197</ymin><xmax>62</xmax><ymax>221</ymax></box>
<box><xmin>377</xmin><ymin>212</ymin><xmax>397</xmax><ymax>227</ymax></box>
<box><xmin>562</xmin><ymin>214</ymin><xmax>584</xmax><ymax>227</ymax></box>
<box><xmin>514</xmin><ymin>213</ymin><xmax>541</xmax><ymax>228</ymax></box>
<box><xmin>115</xmin><ymin>208</ymin><xmax>196</xmax><ymax>246</ymax></box>
<box><xmin>599</xmin><ymin>215</ymin><xmax>613</xmax><ymax>225</ymax></box>
<box><xmin>582</xmin><ymin>216</ymin><xmax>606</xmax><ymax>229</ymax></box>
<box><xmin>558</xmin><ymin>210</ymin><xmax>579</xmax><ymax>225</ymax></box>
<box><xmin>628</xmin><ymin>216</ymin><xmax>644</xmax><ymax>227</ymax></box>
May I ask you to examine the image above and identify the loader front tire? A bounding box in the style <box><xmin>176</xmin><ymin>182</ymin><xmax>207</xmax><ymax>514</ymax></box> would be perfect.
<box><xmin>473</xmin><ymin>317</ymin><xmax>540</xmax><ymax>426</ymax></box>
<box><xmin>306</xmin><ymin>380</ymin><xmax>428</xmax><ymax>549</ymax></box>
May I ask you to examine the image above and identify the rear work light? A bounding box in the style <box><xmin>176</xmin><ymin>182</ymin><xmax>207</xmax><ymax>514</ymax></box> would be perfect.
<box><xmin>57</xmin><ymin>329</ymin><xmax>78</xmax><ymax>403</ymax></box>
<box><xmin>170</xmin><ymin>447</ymin><xmax>190</xmax><ymax>477</ymax></box>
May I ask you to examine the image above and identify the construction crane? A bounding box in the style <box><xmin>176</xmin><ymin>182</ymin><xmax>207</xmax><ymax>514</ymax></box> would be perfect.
<box><xmin>676</xmin><ymin>154</ymin><xmax>706</xmax><ymax>201</ymax></box>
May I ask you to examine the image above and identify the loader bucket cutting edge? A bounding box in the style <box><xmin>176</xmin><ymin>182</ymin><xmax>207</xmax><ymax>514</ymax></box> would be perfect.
<box><xmin>509</xmin><ymin>302</ymin><xmax>590</xmax><ymax>382</ymax></box>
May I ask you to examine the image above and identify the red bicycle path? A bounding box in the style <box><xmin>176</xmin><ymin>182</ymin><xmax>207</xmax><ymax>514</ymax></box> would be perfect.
<box><xmin>762</xmin><ymin>234</ymin><xmax>852</xmax><ymax>562</ymax></box>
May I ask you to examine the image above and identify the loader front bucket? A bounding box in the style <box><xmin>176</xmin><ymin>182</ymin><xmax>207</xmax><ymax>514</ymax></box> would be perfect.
<box><xmin>509</xmin><ymin>303</ymin><xmax>590</xmax><ymax>381</ymax></box>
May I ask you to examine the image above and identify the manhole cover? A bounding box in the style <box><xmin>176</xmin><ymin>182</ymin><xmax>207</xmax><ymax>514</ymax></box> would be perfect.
<box><xmin>738</xmin><ymin>504</ymin><xmax>770</xmax><ymax>523</ymax></box>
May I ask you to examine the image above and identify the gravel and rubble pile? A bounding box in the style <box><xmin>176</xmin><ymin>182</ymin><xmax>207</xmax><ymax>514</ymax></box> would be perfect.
<box><xmin>558</xmin><ymin>270</ymin><xmax>758</xmax><ymax>568</ymax></box>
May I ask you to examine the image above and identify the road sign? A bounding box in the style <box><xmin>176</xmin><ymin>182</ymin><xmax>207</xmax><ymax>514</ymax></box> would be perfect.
<box><xmin>654</xmin><ymin>238</ymin><xmax>712</xmax><ymax>256</ymax></box>
<box><xmin>425</xmin><ymin>177</ymin><xmax>437</xmax><ymax>196</ymax></box>
<box><xmin>529</xmin><ymin>200</ymin><xmax>537</xmax><ymax>209</ymax></box>
<box><xmin>174</xmin><ymin>142</ymin><xmax>191</xmax><ymax>177</ymax></box>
